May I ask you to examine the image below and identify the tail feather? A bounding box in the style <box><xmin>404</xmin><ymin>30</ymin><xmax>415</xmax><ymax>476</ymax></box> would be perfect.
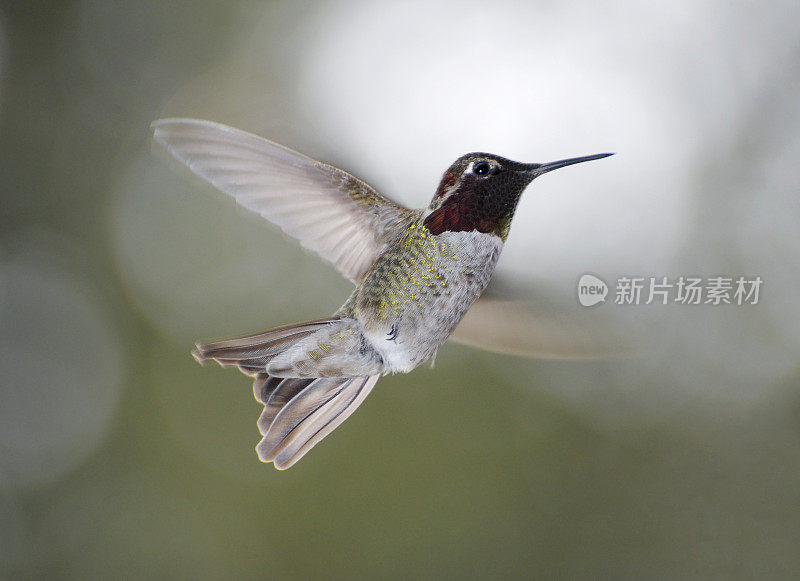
<box><xmin>192</xmin><ymin>318</ymin><xmax>337</xmax><ymax>376</ymax></box>
<box><xmin>259</xmin><ymin>377</ymin><xmax>349</xmax><ymax>451</ymax></box>
<box><xmin>273</xmin><ymin>375</ymin><xmax>379</xmax><ymax>469</ymax></box>
<box><xmin>257</xmin><ymin>376</ymin><xmax>314</xmax><ymax>435</ymax></box>
<box><xmin>252</xmin><ymin>373</ymin><xmax>281</xmax><ymax>405</ymax></box>
<box><xmin>193</xmin><ymin>319</ymin><xmax>379</xmax><ymax>469</ymax></box>
<box><xmin>257</xmin><ymin>375</ymin><xmax>379</xmax><ymax>470</ymax></box>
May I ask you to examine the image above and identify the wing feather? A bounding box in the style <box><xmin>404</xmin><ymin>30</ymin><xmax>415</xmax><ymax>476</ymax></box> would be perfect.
<box><xmin>152</xmin><ymin>118</ymin><xmax>412</xmax><ymax>282</ymax></box>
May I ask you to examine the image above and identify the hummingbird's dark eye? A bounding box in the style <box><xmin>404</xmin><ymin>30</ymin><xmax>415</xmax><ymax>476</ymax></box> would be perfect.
<box><xmin>473</xmin><ymin>161</ymin><xmax>492</xmax><ymax>176</ymax></box>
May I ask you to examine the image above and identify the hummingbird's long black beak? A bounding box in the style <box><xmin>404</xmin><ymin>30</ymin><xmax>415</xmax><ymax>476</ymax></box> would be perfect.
<box><xmin>526</xmin><ymin>153</ymin><xmax>613</xmax><ymax>178</ymax></box>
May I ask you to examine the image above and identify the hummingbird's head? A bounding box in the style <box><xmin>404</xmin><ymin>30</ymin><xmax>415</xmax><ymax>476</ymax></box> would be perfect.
<box><xmin>424</xmin><ymin>152</ymin><xmax>612</xmax><ymax>240</ymax></box>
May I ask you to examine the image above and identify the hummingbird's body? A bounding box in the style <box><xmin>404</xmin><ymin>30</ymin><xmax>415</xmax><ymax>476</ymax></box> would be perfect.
<box><xmin>153</xmin><ymin>118</ymin><xmax>610</xmax><ymax>469</ymax></box>
<box><xmin>260</xmin><ymin>227</ymin><xmax>498</xmax><ymax>379</ymax></box>
<box><xmin>338</xmin><ymin>222</ymin><xmax>503</xmax><ymax>374</ymax></box>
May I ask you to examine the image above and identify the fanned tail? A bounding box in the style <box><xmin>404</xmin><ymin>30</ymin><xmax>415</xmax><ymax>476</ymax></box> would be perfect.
<box><xmin>253</xmin><ymin>374</ymin><xmax>379</xmax><ymax>469</ymax></box>
<box><xmin>192</xmin><ymin>319</ymin><xmax>379</xmax><ymax>469</ymax></box>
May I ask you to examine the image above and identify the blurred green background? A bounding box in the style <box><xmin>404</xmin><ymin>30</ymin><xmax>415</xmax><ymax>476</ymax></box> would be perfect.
<box><xmin>1</xmin><ymin>0</ymin><xmax>799</xmax><ymax>578</ymax></box>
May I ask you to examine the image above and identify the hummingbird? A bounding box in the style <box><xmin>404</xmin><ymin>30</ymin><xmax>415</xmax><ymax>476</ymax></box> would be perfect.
<box><xmin>152</xmin><ymin>118</ymin><xmax>612</xmax><ymax>470</ymax></box>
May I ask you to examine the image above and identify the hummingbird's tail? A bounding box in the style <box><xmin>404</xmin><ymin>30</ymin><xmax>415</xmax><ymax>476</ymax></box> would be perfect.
<box><xmin>252</xmin><ymin>373</ymin><xmax>379</xmax><ymax>469</ymax></box>
<box><xmin>192</xmin><ymin>319</ymin><xmax>380</xmax><ymax>469</ymax></box>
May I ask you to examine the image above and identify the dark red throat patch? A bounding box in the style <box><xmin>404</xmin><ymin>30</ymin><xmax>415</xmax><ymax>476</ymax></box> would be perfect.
<box><xmin>423</xmin><ymin>194</ymin><xmax>501</xmax><ymax>236</ymax></box>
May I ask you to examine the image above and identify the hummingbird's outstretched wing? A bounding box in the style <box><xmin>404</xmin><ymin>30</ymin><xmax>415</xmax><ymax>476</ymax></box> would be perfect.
<box><xmin>152</xmin><ymin>118</ymin><xmax>411</xmax><ymax>283</ymax></box>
